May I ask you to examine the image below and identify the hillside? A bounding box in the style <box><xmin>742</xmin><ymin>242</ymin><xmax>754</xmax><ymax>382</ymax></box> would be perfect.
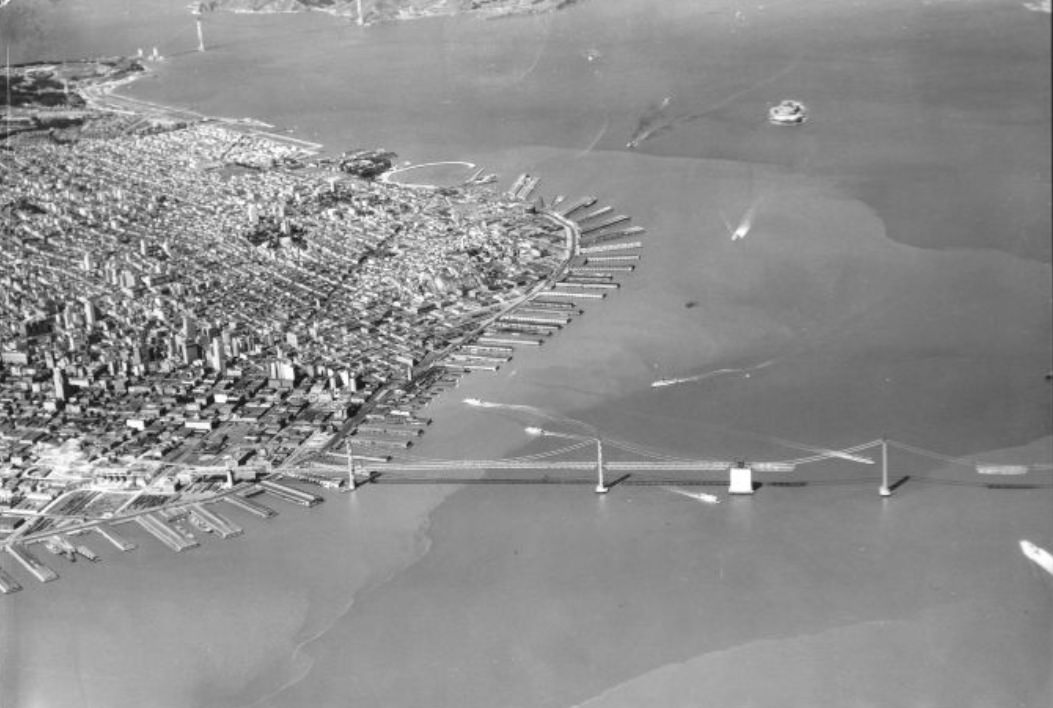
<box><xmin>209</xmin><ymin>0</ymin><xmax>582</xmax><ymax>23</ymax></box>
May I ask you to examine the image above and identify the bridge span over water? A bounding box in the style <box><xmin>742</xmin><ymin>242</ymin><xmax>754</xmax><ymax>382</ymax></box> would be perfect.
<box><xmin>295</xmin><ymin>436</ymin><xmax>1053</xmax><ymax>496</ymax></box>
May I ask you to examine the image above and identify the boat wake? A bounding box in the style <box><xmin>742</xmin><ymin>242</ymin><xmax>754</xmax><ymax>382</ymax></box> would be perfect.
<box><xmin>463</xmin><ymin>398</ymin><xmax>596</xmax><ymax>433</ymax></box>
<box><xmin>719</xmin><ymin>196</ymin><xmax>763</xmax><ymax>241</ymax></box>
<box><xmin>652</xmin><ymin>359</ymin><xmax>774</xmax><ymax>389</ymax></box>
<box><xmin>664</xmin><ymin>487</ymin><xmax>721</xmax><ymax>505</ymax></box>
<box><xmin>626</xmin><ymin>57</ymin><xmax>802</xmax><ymax>149</ymax></box>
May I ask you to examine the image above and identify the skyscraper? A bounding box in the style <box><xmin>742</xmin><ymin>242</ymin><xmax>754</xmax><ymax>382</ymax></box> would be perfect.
<box><xmin>53</xmin><ymin>368</ymin><xmax>71</xmax><ymax>401</ymax></box>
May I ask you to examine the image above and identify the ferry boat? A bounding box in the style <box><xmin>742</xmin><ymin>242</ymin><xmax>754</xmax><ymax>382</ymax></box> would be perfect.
<box><xmin>1020</xmin><ymin>539</ymin><xmax>1053</xmax><ymax>576</ymax></box>
<box><xmin>768</xmin><ymin>99</ymin><xmax>808</xmax><ymax>126</ymax></box>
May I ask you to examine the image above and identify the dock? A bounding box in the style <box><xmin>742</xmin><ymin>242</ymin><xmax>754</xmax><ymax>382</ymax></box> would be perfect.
<box><xmin>259</xmin><ymin>480</ymin><xmax>324</xmax><ymax>507</ymax></box>
<box><xmin>558</xmin><ymin>196</ymin><xmax>597</xmax><ymax>219</ymax></box>
<box><xmin>498</xmin><ymin>314</ymin><xmax>572</xmax><ymax>326</ymax></box>
<box><xmin>579</xmin><ymin>240</ymin><xmax>642</xmax><ymax>255</ymax></box>
<box><xmin>350</xmin><ymin>434</ymin><xmax>414</xmax><ymax>449</ymax></box>
<box><xmin>190</xmin><ymin>504</ymin><xmax>243</xmax><ymax>539</ymax></box>
<box><xmin>570</xmin><ymin>265</ymin><xmax>635</xmax><ymax>274</ymax></box>
<box><xmin>222</xmin><ymin>493</ymin><xmax>278</xmax><ymax>519</ymax></box>
<box><xmin>580</xmin><ymin>215</ymin><xmax>631</xmax><ymax>235</ymax></box>
<box><xmin>458</xmin><ymin>344</ymin><xmax>514</xmax><ymax>356</ymax></box>
<box><xmin>0</xmin><ymin>566</ymin><xmax>22</xmax><ymax>594</ymax></box>
<box><xmin>477</xmin><ymin>335</ymin><xmax>544</xmax><ymax>347</ymax></box>
<box><xmin>580</xmin><ymin>227</ymin><xmax>646</xmax><ymax>247</ymax></box>
<box><xmin>96</xmin><ymin>525</ymin><xmax>137</xmax><ymax>552</ymax></box>
<box><xmin>555</xmin><ymin>281</ymin><xmax>620</xmax><ymax>290</ymax></box>
<box><xmin>4</xmin><ymin>544</ymin><xmax>58</xmax><ymax>583</ymax></box>
<box><xmin>584</xmin><ymin>254</ymin><xmax>640</xmax><ymax>263</ymax></box>
<box><xmin>520</xmin><ymin>300</ymin><xmax>580</xmax><ymax>312</ymax></box>
<box><xmin>540</xmin><ymin>289</ymin><xmax>606</xmax><ymax>300</ymax></box>
<box><xmin>134</xmin><ymin>513</ymin><xmax>199</xmax><ymax>552</ymax></box>
<box><xmin>576</xmin><ymin>205</ymin><xmax>613</xmax><ymax>223</ymax></box>
<box><xmin>356</xmin><ymin>424</ymin><xmax>427</xmax><ymax>437</ymax></box>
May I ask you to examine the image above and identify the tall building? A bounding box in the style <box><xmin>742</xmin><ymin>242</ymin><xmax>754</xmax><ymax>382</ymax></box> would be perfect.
<box><xmin>83</xmin><ymin>299</ymin><xmax>97</xmax><ymax>326</ymax></box>
<box><xmin>210</xmin><ymin>337</ymin><xmax>225</xmax><ymax>373</ymax></box>
<box><xmin>53</xmin><ymin>368</ymin><xmax>71</xmax><ymax>401</ymax></box>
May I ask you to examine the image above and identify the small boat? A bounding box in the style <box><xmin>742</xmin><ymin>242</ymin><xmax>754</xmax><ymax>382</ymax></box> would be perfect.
<box><xmin>768</xmin><ymin>99</ymin><xmax>808</xmax><ymax>126</ymax></box>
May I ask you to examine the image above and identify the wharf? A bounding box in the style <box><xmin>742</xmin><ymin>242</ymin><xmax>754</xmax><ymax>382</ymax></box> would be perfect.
<box><xmin>520</xmin><ymin>300</ymin><xmax>580</xmax><ymax>311</ymax></box>
<box><xmin>557</xmin><ymin>280</ymin><xmax>620</xmax><ymax>290</ymax></box>
<box><xmin>450</xmin><ymin>353</ymin><xmax>512</xmax><ymax>365</ymax></box>
<box><xmin>260</xmin><ymin>480</ymin><xmax>324</xmax><ymax>507</ymax></box>
<box><xmin>540</xmin><ymin>289</ymin><xmax>606</xmax><ymax>299</ymax></box>
<box><xmin>0</xmin><ymin>566</ymin><xmax>22</xmax><ymax>594</ymax></box>
<box><xmin>562</xmin><ymin>273</ymin><xmax>614</xmax><ymax>282</ymax></box>
<box><xmin>585</xmin><ymin>254</ymin><xmax>640</xmax><ymax>263</ymax></box>
<box><xmin>458</xmin><ymin>344</ymin><xmax>514</xmax><ymax>355</ymax></box>
<box><xmin>492</xmin><ymin>321</ymin><xmax>561</xmax><ymax>333</ymax></box>
<box><xmin>96</xmin><ymin>525</ymin><xmax>137</xmax><ymax>552</ymax></box>
<box><xmin>135</xmin><ymin>514</ymin><xmax>199</xmax><ymax>552</ymax></box>
<box><xmin>558</xmin><ymin>196</ymin><xmax>597</xmax><ymax>218</ymax></box>
<box><xmin>223</xmin><ymin>493</ymin><xmax>278</xmax><ymax>519</ymax></box>
<box><xmin>477</xmin><ymin>335</ymin><xmax>544</xmax><ymax>347</ymax></box>
<box><xmin>576</xmin><ymin>205</ymin><xmax>614</xmax><ymax>223</ymax></box>
<box><xmin>190</xmin><ymin>504</ymin><xmax>243</xmax><ymax>538</ymax></box>
<box><xmin>570</xmin><ymin>265</ymin><xmax>635</xmax><ymax>274</ymax></box>
<box><xmin>581</xmin><ymin>227</ymin><xmax>646</xmax><ymax>246</ymax></box>
<box><xmin>350</xmin><ymin>434</ymin><xmax>414</xmax><ymax>449</ymax></box>
<box><xmin>499</xmin><ymin>314</ymin><xmax>572</xmax><ymax>326</ymax></box>
<box><xmin>579</xmin><ymin>240</ymin><xmax>642</xmax><ymax>255</ymax></box>
<box><xmin>4</xmin><ymin>544</ymin><xmax>58</xmax><ymax>583</ymax></box>
<box><xmin>581</xmin><ymin>215</ymin><xmax>631</xmax><ymax>235</ymax></box>
<box><xmin>441</xmin><ymin>361</ymin><xmax>500</xmax><ymax>372</ymax></box>
<box><xmin>516</xmin><ymin>306</ymin><xmax>582</xmax><ymax>318</ymax></box>
<box><xmin>356</xmin><ymin>424</ymin><xmax>426</xmax><ymax>437</ymax></box>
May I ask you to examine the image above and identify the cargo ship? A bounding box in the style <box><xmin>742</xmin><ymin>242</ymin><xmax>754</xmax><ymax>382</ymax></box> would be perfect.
<box><xmin>768</xmin><ymin>99</ymin><xmax>808</xmax><ymax>126</ymax></box>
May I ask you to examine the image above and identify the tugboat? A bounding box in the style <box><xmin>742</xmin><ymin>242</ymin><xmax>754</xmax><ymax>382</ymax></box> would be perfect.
<box><xmin>768</xmin><ymin>99</ymin><xmax>808</xmax><ymax>126</ymax></box>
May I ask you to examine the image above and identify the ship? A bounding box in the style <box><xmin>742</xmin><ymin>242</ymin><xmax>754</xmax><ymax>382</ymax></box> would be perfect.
<box><xmin>768</xmin><ymin>99</ymin><xmax>808</xmax><ymax>126</ymax></box>
<box><xmin>1019</xmin><ymin>539</ymin><xmax>1053</xmax><ymax>576</ymax></box>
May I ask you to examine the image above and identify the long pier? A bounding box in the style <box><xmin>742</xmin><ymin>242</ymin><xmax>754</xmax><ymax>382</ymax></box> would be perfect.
<box><xmin>190</xmin><ymin>504</ymin><xmax>243</xmax><ymax>538</ymax></box>
<box><xmin>579</xmin><ymin>240</ymin><xmax>643</xmax><ymax>255</ymax></box>
<box><xmin>96</xmin><ymin>525</ymin><xmax>137</xmax><ymax>552</ymax></box>
<box><xmin>580</xmin><ymin>214</ymin><xmax>631</xmax><ymax>235</ymax></box>
<box><xmin>135</xmin><ymin>514</ymin><xmax>199</xmax><ymax>552</ymax></box>
<box><xmin>260</xmin><ymin>480</ymin><xmax>324</xmax><ymax>507</ymax></box>
<box><xmin>223</xmin><ymin>493</ymin><xmax>278</xmax><ymax>518</ymax></box>
<box><xmin>558</xmin><ymin>196</ymin><xmax>597</xmax><ymax>219</ymax></box>
<box><xmin>0</xmin><ymin>566</ymin><xmax>23</xmax><ymax>594</ymax></box>
<box><xmin>4</xmin><ymin>544</ymin><xmax>58</xmax><ymax>583</ymax></box>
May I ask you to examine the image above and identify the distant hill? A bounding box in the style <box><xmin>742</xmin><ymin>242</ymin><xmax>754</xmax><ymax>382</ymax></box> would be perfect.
<box><xmin>208</xmin><ymin>0</ymin><xmax>582</xmax><ymax>23</ymax></box>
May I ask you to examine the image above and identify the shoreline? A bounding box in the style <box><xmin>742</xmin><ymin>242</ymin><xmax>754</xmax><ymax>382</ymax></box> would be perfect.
<box><xmin>1</xmin><ymin>2</ymin><xmax>1049</xmax><ymax>706</ymax></box>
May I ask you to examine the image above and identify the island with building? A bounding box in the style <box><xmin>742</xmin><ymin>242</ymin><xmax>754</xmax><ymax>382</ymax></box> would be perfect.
<box><xmin>0</xmin><ymin>56</ymin><xmax>643</xmax><ymax>594</ymax></box>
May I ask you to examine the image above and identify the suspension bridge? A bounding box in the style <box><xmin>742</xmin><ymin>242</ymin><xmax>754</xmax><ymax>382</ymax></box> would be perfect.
<box><xmin>300</xmin><ymin>433</ymin><xmax>1053</xmax><ymax>497</ymax></box>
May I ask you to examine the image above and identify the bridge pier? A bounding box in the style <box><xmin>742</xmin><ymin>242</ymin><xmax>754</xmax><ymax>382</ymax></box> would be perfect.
<box><xmin>879</xmin><ymin>438</ymin><xmax>891</xmax><ymax>497</ymax></box>
<box><xmin>346</xmin><ymin>440</ymin><xmax>357</xmax><ymax>491</ymax></box>
<box><xmin>728</xmin><ymin>464</ymin><xmax>754</xmax><ymax>495</ymax></box>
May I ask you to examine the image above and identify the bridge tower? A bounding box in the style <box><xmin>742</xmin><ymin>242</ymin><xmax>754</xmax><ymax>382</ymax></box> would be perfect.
<box><xmin>594</xmin><ymin>438</ymin><xmax>608</xmax><ymax>494</ymax></box>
